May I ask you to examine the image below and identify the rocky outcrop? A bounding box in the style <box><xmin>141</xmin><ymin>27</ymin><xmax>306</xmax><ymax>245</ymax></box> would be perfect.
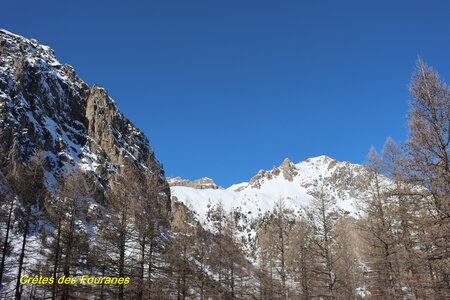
<box><xmin>168</xmin><ymin>176</ymin><xmax>222</xmax><ymax>190</ymax></box>
<box><xmin>279</xmin><ymin>158</ymin><xmax>298</xmax><ymax>181</ymax></box>
<box><xmin>249</xmin><ymin>170</ymin><xmax>266</xmax><ymax>188</ymax></box>
<box><xmin>248</xmin><ymin>158</ymin><xmax>299</xmax><ymax>188</ymax></box>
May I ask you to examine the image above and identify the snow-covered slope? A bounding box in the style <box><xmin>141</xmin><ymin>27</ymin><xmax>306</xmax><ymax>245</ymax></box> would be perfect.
<box><xmin>171</xmin><ymin>156</ymin><xmax>369</xmax><ymax>221</ymax></box>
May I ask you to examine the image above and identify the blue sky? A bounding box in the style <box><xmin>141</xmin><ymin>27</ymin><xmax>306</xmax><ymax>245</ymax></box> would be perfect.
<box><xmin>2</xmin><ymin>1</ymin><xmax>450</xmax><ymax>187</ymax></box>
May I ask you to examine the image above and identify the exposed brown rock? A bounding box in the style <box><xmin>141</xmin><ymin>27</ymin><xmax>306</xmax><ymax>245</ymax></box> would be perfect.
<box><xmin>168</xmin><ymin>176</ymin><xmax>222</xmax><ymax>190</ymax></box>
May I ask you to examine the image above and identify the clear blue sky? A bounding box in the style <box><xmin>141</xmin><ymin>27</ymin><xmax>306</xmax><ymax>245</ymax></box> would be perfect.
<box><xmin>2</xmin><ymin>1</ymin><xmax>450</xmax><ymax>187</ymax></box>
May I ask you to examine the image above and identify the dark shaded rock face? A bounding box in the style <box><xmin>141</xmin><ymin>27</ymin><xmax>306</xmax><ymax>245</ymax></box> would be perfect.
<box><xmin>0</xmin><ymin>29</ymin><xmax>169</xmax><ymax>203</ymax></box>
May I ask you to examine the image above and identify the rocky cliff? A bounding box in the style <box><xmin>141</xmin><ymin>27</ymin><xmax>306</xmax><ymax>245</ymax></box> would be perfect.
<box><xmin>0</xmin><ymin>28</ymin><xmax>169</xmax><ymax>203</ymax></box>
<box><xmin>168</xmin><ymin>176</ymin><xmax>222</xmax><ymax>190</ymax></box>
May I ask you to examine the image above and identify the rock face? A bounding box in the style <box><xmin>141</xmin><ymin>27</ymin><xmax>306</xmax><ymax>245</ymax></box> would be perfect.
<box><xmin>168</xmin><ymin>176</ymin><xmax>222</xmax><ymax>190</ymax></box>
<box><xmin>0</xmin><ymin>29</ymin><xmax>169</xmax><ymax>202</ymax></box>
<box><xmin>279</xmin><ymin>158</ymin><xmax>298</xmax><ymax>181</ymax></box>
<box><xmin>248</xmin><ymin>158</ymin><xmax>300</xmax><ymax>188</ymax></box>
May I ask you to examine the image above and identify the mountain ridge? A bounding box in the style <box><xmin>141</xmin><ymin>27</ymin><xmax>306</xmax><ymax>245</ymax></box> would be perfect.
<box><xmin>170</xmin><ymin>155</ymin><xmax>369</xmax><ymax>222</ymax></box>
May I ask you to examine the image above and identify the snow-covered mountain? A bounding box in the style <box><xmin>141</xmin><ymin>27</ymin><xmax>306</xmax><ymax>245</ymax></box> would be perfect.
<box><xmin>170</xmin><ymin>156</ymin><xmax>369</xmax><ymax>222</ymax></box>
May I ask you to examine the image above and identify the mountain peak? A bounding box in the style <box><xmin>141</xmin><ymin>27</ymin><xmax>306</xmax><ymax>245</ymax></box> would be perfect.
<box><xmin>280</xmin><ymin>157</ymin><xmax>293</xmax><ymax>167</ymax></box>
<box><xmin>305</xmin><ymin>155</ymin><xmax>334</xmax><ymax>163</ymax></box>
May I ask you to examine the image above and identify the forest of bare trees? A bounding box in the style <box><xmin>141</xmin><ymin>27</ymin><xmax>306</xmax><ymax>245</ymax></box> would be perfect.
<box><xmin>0</xmin><ymin>61</ymin><xmax>448</xmax><ymax>299</ymax></box>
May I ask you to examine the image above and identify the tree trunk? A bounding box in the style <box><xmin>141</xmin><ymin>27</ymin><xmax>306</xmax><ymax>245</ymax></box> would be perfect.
<box><xmin>118</xmin><ymin>212</ymin><xmax>126</xmax><ymax>300</ymax></box>
<box><xmin>52</xmin><ymin>218</ymin><xmax>62</xmax><ymax>300</ymax></box>
<box><xmin>15</xmin><ymin>207</ymin><xmax>30</xmax><ymax>300</ymax></box>
<box><xmin>139</xmin><ymin>235</ymin><xmax>145</xmax><ymax>300</ymax></box>
<box><xmin>0</xmin><ymin>195</ymin><xmax>14</xmax><ymax>288</ymax></box>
